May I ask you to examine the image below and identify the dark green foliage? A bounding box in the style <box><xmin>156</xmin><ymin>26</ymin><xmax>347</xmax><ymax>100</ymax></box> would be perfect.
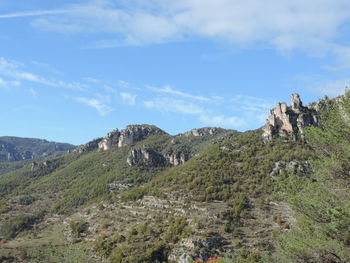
<box><xmin>18</xmin><ymin>195</ymin><xmax>36</xmax><ymax>205</ymax></box>
<box><xmin>95</xmin><ymin>216</ymin><xmax>191</xmax><ymax>263</ymax></box>
<box><xmin>163</xmin><ymin>217</ymin><xmax>192</xmax><ymax>243</ymax></box>
<box><xmin>27</xmin><ymin>243</ymin><xmax>99</xmax><ymax>263</ymax></box>
<box><xmin>0</xmin><ymin>209</ymin><xmax>45</xmax><ymax>239</ymax></box>
<box><xmin>124</xmin><ymin>129</ymin><xmax>313</xmax><ymax>203</ymax></box>
<box><xmin>221</xmin><ymin>249</ymin><xmax>262</xmax><ymax>263</ymax></box>
<box><xmin>70</xmin><ymin>220</ymin><xmax>89</xmax><ymax>238</ymax></box>
<box><xmin>270</xmin><ymin>96</ymin><xmax>350</xmax><ymax>262</ymax></box>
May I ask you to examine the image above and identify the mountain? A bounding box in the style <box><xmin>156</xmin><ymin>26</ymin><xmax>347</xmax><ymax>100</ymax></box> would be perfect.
<box><xmin>0</xmin><ymin>92</ymin><xmax>350</xmax><ymax>263</ymax></box>
<box><xmin>0</xmin><ymin>136</ymin><xmax>76</xmax><ymax>174</ymax></box>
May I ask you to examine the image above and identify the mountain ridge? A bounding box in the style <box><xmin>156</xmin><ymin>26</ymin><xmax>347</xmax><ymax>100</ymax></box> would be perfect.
<box><xmin>0</xmin><ymin>92</ymin><xmax>349</xmax><ymax>263</ymax></box>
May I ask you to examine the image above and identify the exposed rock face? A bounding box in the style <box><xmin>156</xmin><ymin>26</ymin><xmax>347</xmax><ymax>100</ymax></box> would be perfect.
<box><xmin>183</xmin><ymin>127</ymin><xmax>221</xmax><ymax>137</ymax></box>
<box><xmin>127</xmin><ymin>148</ymin><xmax>166</xmax><ymax>167</ymax></box>
<box><xmin>74</xmin><ymin>138</ymin><xmax>103</xmax><ymax>154</ymax></box>
<box><xmin>270</xmin><ymin>160</ymin><xmax>312</xmax><ymax>177</ymax></box>
<box><xmin>168</xmin><ymin>236</ymin><xmax>226</xmax><ymax>262</ymax></box>
<box><xmin>164</xmin><ymin>153</ymin><xmax>189</xmax><ymax>166</ymax></box>
<box><xmin>118</xmin><ymin>125</ymin><xmax>165</xmax><ymax>147</ymax></box>
<box><xmin>98</xmin><ymin>125</ymin><xmax>166</xmax><ymax>151</ymax></box>
<box><xmin>263</xmin><ymin>94</ymin><xmax>319</xmax><ymax>141</ymax></box>
<box><xmin>98</xmin><ymin>130</ymin><xmax>120</xmax><ymax>151</ymax></box>
<box><xmin>75</xmin><ymin>125</ymin><xmax>166</xmax><ymax>154</ymax></box>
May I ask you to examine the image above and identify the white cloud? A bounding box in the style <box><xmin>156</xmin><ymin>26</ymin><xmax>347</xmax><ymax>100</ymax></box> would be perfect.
<box><xmin>144</xmin><ymin>98</ymin><xmax>203</xmax><ymax>115</ymax></box>
<box><xmin>2</xmin><ymin>0</ymin><xmax>347</xmax><ymax>56</ymax></box>
<box><xmin>0</xmin><ymin>9</ymin><xmax>70</xmax><ymax>19</ymax></box>
<box><xmin>0</xmin><ymin>77</ymin><xmax>21</xmax><ymax>88</ymax></box>
<box><xmin>231</xmin><ymin>95</ymin><xmax>273</xmax><ymax>113</ymax></box>
<box><xmin>0</xmin><ymin>57</ymin><xmax>88</xmax><ymax>90</ymax></box>
<box><xmin>120</xmin><ymin>92</ymin><xmax>137</xmax><ymax>105</ymax></box>
<box><xmin>315</xmin><ymin>78</ymin><xmax>349</xmax><ymax>97</ymax></box>
<box><xmin>293</xmin><ymin>74</ymin><xmax>350</xmax><ymax>97</ymax></box>
<box><xmin>117</xmin><ymin>80</ymin><xmax>131</xmax><ymax>89</ymax></box>
<box><xmin>199</xmin><ymin>115</ymin><xmax>246</xmax><ymax>127</ymax></box>
<box><xmin>75</xmin><ymin>96</ymin><xmax>114</xmax><ymax>116</ymax></box>
<box><xmin>143</xmin><ymin>97</ymin><xmax>247</xmax><ymax>128</ymax></box>
<box><xmin>148</xmin><ymin>85</ymin><xmax>211</xmax><ymax>102</ymax></box>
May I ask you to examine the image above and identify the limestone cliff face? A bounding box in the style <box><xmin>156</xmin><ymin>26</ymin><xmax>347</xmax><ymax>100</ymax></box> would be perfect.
<box><xmin>117</xmin><ymin>125</ymin><xmax>165</xmax><ymax>148</ymax></box>
<box><xmin>164</xmin><ymin>152</ymin><xmax>189</xmax><ymax>166</ymax></box>
<box><xmin>98</xmin><ymin>130</ymin><xmax>120</xmax><ymax>151</ymax></box>
<box><xmin>183</xmin><ymin>127</ymin><xmax>220</xmax><ymax>137</ymax></box>
<box><xmin>262</xmin><ymin>94</ymin><xmax>319</xmax><ymax>141</ymax></box>
<box><xmin>98</xmin><ymin>125</ymin><xmax>166</xmax><ymax>151</ymax></box>
<box><xmin>74</xmin><ymin>137</ymin><xmax>103</xmax><ymax>154</ymax></box>
<box><xmin>76</xmin><ymin>125</ymin><xmax>167</xmax><ymax>154</ymax></box>
<box><xmin>127</xmin><ymin>148</ymin><xmax>167</xmax><ymax>167</ymax></box>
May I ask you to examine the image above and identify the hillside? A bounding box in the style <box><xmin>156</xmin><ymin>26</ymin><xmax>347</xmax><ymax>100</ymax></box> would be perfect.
<box><xmin>0</xmin><ymin>137</ymin><xmax>76</xmax><ymax>174</ymax></box>
<box><xmin>0</xmin><ymin>93</ymin><xmax>349</xmax><ymax>263</ymax></box>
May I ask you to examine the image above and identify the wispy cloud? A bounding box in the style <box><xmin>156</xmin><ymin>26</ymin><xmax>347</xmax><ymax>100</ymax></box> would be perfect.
<box><xmin>0</xmin><ymin>9</ymin><xmax>70</xmax><ymax>19</ymax></box>
<box><xmin>199</xmin><ymin>115</ymin><xmax>246</xmax><ymax>127</ymax></box>
<box><xmin>0</xmin><ymin>57</ymin><xmax>88</xmax><ymax>90</ymax></box>
<box><xmin>148</xmin><ymin>85</ymin><xmax>211</xmax><ymax>102</ymax></box>
<box><xmin>120</xmin><ymin>92</ymin><xmax>137</xmax><ymax>105</ymax></box>
<box><xmin>299</xmin><ymin>76</ymin><xmax>350</xmax><ymax>97</ymax></box>
<box><xmin>32</xmin><ymin>61</ymin><xmax>64</xmax><ymax>75</ymax></box>
<box><xmin>75</xmin><ymin>96</ymin><xmax>114</xmax><ymax>116</ymax></box>
<box><xmin>4</xmin><ymin>0</ymin><xmax>348</xmax><ymax>58</ymax></box>
<box><xmin>231</xmin><ymin>95</ymin><xmax>273</xmax><ymax>113</ymax></box>
<box><xmin>0</xmin><ymin>77</ymin><xmax>21</xmax><ymax>88</ymax></box>
<box><xmin>143</xmin><ymin>97</ymin><xmax>247</xmax><ymax>128</ymax></box>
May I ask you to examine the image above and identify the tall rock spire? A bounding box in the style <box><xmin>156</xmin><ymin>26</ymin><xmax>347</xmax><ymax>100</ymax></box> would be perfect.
<box><xmin>262</xmin><ymin>94</ymin><xmax>319</xmax><ymax>142</ymax></box>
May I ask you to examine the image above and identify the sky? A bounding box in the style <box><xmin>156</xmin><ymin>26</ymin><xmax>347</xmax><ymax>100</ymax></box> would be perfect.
<box><xmin>1</xmin><ymin>0</ymin><xmax>350</xmax><ymax>145</ymax></box>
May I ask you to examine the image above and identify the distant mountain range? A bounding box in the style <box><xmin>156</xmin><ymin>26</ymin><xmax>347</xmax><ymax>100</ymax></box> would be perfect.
<box><xmin>0</xmin><ymin>137</ymin><xmax>75</xmax><ymax>174</ymax></box>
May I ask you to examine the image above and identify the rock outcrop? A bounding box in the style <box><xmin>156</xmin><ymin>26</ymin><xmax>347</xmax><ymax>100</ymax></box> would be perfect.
<box><xmin>74</xmin><ymin>138</ymin><xmax>103</xmax><ymax>154</ymax></box>
<box><xmin>127</xmin><ymin>148</ymin><xmax>167</xmax><ymax>167</ymax></box>
<box><xmin>99</xmin><ymin>125</ymin><xmax>166</xmax><ymax>151</ymax></box>
<box><xmin>98</xmin><ymin>130</ymin><xmax>120</xmax><ymax>151</ymax></box>
<box><xmin>75</xmin><ymin>125</ymin><xmax>167</xmax><ymax>154</ymax></box>
<box><xmin>183</xmin><ymin>127</ymin><xmax>221</xmax><ymax>137</ymax></box>
<box><xmin>270</xmin><ymin>160</ymin><xmax>312</xmax><ymax>177</ymax></box>
<box><xmin>164</xmin><ymin>152</ymin><xmax>189</xmax><ymax>166</ymax></box>
<box><xmin>263</xmin><ymin>94</ymin><xmax>319</xmax><ymax>141</ymax></box>
<box><xmin>168</xmin><ymin>236</ymin><xmax>226</xmax><ymax>262</ymax></box>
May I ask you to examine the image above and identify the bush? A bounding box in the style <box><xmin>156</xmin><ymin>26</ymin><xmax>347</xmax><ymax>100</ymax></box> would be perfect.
<box><xmin>18</xmin><ymin>195</ymin><xmax>36</xmax><ymax>205</ymax></box>
<box><xmin>69</xmin><ymin>220</ymin><xmax>89</xmax><ymax>239</ymax></box>
<box><xmin>0</xmin><ymin>210</ymin><xmax>45</xmax><ymax>239</ymax></box>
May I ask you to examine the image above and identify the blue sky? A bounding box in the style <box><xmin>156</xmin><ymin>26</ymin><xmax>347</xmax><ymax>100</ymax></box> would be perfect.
<box><xmin>1</xmin><ymin>0</ymin><xmax>350</xmax><ymax>144</ymax></box>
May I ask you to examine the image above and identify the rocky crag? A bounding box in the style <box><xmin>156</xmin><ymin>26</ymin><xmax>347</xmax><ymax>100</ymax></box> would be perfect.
<box><xmin>262</xmin><ymin>94</ymin><xmax>320</xmax><ymax>141</ymax></box>
<box><xmin>76</xmin><ymin>125</ymin><xmax>238</xmax><ymax>168</ymax></box>
<box><xmin>75</xmin><ymin>125</ymin><xmax>165</xmax><ymax>154</ymax></box>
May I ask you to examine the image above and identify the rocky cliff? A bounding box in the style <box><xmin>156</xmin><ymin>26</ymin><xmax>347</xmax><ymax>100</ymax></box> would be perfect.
<box><xmin>127</xmin><ymin>148</ymin><xmax>167</xmax><ymax>167</ymax></box>
<box><xmin>262</xmin><ymin>94</ymin><xmax>319</xmax><ymax>141</ymax></box>
<box><xmin>75</xmin><ymin>125</ymin><xmax>167</xmax><ymax>154</ymax></box>
<box><xmin>99</xmin><ymin>125</ymin><xmax>166</xmax><ymax>151</ymax></box>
